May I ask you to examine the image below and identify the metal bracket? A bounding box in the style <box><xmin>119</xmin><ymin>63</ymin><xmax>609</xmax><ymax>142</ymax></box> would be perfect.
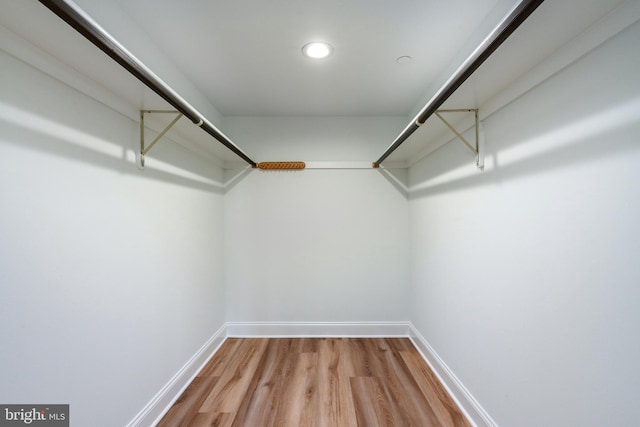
<box><xmin>139</xmin><ymin>110</ymin><xmax>183</xmax><ymax>168</ymax></box>
<box><xmin>435</xmin><ymin>109</ymin><xmax>484</xmax><ymax>170</ymax></box>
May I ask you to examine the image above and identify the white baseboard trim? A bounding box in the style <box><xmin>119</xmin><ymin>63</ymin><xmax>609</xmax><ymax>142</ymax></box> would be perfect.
<box><xmin>126</xmin><ymin>324</ymin><xmax>227</xmax><ymax>427</ymax></box>
<box><xmin>226</xmin><ymin>321</ymin><xmax>411</xmax><ymax>337</ymax></box>
<box><xmin>408</xmin><ymin>323</ymin><xmax>497</xmax><ymax>427</ymax></box>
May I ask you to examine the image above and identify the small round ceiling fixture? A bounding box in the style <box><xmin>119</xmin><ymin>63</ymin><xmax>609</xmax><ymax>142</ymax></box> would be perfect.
<box><xmin>302</xmin><ymin>42</ymin><xmax>333</xmax><ymax>59</ymax></box>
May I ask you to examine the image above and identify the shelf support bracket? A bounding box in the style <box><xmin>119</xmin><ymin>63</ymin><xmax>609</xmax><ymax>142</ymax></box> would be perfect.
<box><xmin>139</xmin><ymin>110</ymin><xmax>183</xmax><ymax>168</ymax></box>
<box><xmin>435</xmin><ymin>109</ymin><xmax>483</xmax><ymax>170</ymax></box>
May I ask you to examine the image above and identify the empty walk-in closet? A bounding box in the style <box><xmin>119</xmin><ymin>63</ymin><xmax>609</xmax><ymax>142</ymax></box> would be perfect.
<box><xmin>1</xmin><ymin>0</ymin><xmax>639</xmax><ymax>426</ymax></box>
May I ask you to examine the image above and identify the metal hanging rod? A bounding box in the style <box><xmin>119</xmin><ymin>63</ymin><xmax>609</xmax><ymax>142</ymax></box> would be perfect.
<box><xmin>38</xmin><ymin>0</ymin><xmax>257</xmax><ymax>168</ymax></box>
<box><xmin>373</xmin><ymin>0</ymin><xmax>545</xmax><ymax>167</ymax></box>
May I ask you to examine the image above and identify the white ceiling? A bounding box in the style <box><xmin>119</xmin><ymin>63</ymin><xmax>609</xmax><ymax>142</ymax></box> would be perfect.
<box><xmin>113</xmin><ymin>0</ymin><xmax>509</xmax><ymax>117</ymax></box>
<box><xmin>0</xmin><ymin>0</ymin><xmax>631</xmax><ymax>165</ymax></box>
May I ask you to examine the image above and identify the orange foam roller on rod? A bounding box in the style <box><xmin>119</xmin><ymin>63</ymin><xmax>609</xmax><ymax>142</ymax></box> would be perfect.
<box><xmin>256</xmin><ymin>161</ymin><xmax>306</xmax><ymax>170</ymax></box>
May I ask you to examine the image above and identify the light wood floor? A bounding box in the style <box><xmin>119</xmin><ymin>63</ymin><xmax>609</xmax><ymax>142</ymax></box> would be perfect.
<box><xmin>157</xmin><ymin>338</ymin><xmax>472</xmax><ymax>427</ymax></box>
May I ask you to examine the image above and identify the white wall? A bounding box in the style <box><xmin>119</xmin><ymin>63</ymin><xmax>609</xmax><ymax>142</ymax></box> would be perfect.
<box><xmin>222</xmin><ymin>116</ymin><xmax>407</xmax><ymax>162</ymax></box>
<box><xmin>0</xmin><ymin>46</ymin><xmax>226</xmax><ymax>426</ymax></box>
<box><xmin>224</xmin><ymin>169</ymin><xmax>409</xmax><ymax>323</ymax></box>
<box><xmin>223</xmin><ymin>116</ymin><xmax>410</xmax><ymax>324</ymax></box>
<box><xmin>408</xmin><ymin>20</ymin><xmax>640</xmax><ymax>427</ymax></box>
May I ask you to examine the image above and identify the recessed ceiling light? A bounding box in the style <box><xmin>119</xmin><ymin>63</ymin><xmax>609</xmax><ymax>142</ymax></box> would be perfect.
<box><xmin>302</xmin><ymin>42</ymin><xmax>333</xmax><ymax>59</ymax></box>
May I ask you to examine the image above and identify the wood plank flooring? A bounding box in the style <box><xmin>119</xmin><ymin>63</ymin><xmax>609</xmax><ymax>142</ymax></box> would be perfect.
<box><xmin>157</xmin><ymin>338</ymin><xmax>472</xmax><ymax>427</ymax></box>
